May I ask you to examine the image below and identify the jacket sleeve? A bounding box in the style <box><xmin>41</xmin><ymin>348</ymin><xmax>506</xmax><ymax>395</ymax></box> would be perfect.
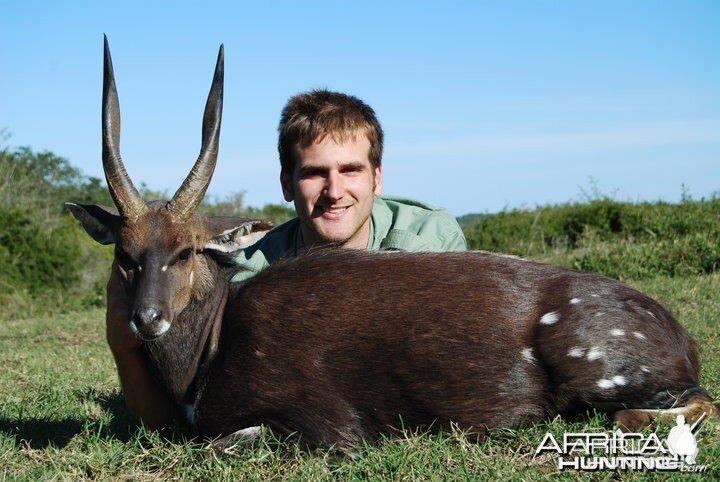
<box><xmin>431</xmin><ymin>211</ymin><xmax>468</xmax><ymax>252</ymax></box>
<box><xmin>229</xmin><ymin>247</ymin><xmax>271</xmax><ymax>283</ymax></box>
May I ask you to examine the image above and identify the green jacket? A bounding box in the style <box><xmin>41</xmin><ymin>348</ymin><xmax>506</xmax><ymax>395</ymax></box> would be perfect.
<box><xmin>230</xmin><ymin>196</ymin><xmax>467</xmax><ymax>282</ymax></box>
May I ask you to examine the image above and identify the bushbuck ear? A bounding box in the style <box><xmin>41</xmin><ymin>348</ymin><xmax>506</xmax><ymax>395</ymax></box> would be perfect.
<box><xmin>204</xmin><ymin>220</ymin><xmax>273</xmax><ymax>253</ymax></box>
<box><xmin>65</xmin><ymin>202</ymin><xmax>121</xmax><ymax>245</ymax></box>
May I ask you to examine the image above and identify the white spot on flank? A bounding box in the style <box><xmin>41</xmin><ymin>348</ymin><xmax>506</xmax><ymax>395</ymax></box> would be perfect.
<box><xmin>633</xmin><ymin>331</ymin><xmax>647</xmax><ymax>340</ymax></box>
<box><xmin>598</xmin><ymin>375</ymin><xmax>627</xmax><ymax>390</ymax></box>
<box><xmin>597</xmin><ymin>379</ymin><xmax>615</xmax><ymax>389</ymax></box>
<box><xmin>137</xmin><ymin>265</ymin><xmax>143</xmax><ymax>272</ymax></box>
<box><xmin>521</xmin><ymin>348</ymin><xmax>536</xmax><ymax>364</ymax></box>
<box><xmin>612</xmin><ymin>375</ymin><xmax>627</xmax><ymax>386</ymax></box>
<box><xmin>595</xmin><ymin>312</ymin><xmax>604</xmax><ymax>317</ymax></box>
<box><xmin>161</xmin><ymin>265</ymin><xmax>168</xmax><ymax>272</ymax></box>
<box><xmin>641</xmin><ymin>366</ymin><xmax>651</xmax><ymax>373</ymax></box>
<box><xmin>646</xmin><ymin>310</ymin><xmax>657</xmax><ymax>318</ymax></box>
<box><xmin>586</xmin><ymin>347</ymin><xmax>604</xmax><ymax>361</ymax></box>
<box><xmin>611</xmin><ymin>328</ymin><xmax>625</xmax><ymax>336</ymax></box>
<box><xmin>570</xmin><ymin>298</ymin><xmax>581</xmax><ymax>305</ymax></box>
<box><xmin>568</xmin><ymin>347</ymin><xmax>585</xmax><ymax>358</ymax></box>
<box><xmin>539</xmin><ymin>311</ymin><xmax>560</xmax><ymax>325</ymax></box>
<box><xmin>591</xmin><ymin>294</ymin><xmax>600</xmax><ymax>298</ymax></box>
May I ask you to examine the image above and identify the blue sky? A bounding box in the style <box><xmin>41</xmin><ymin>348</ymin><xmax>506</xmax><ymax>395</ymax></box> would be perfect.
<box><xmin>1</xmin><ymin>1</ymin><xmax>718</xmax><ymax>216</ymax></box>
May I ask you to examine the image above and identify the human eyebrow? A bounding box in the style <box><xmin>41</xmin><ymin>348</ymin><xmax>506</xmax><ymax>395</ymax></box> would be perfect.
<box><xmin>298</xmin><ymin>165</ymin><xmax>328</xmax><ymax>177</ymax></box>
<box><xmin>339</xmin><ymin>161</ymin><xmax>367</xmax><ymax>173</ymax></box>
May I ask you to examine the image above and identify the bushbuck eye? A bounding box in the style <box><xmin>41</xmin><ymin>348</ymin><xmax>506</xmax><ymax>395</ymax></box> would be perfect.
<box><xmin>115</xmin><ymin>248</ymin><xmax>137</xmax><ymax>270</ymax></box>
<box><xmin>178</xmin><ymin>248</ymin><xmax>193</xmax><ymax>262</ymax></box>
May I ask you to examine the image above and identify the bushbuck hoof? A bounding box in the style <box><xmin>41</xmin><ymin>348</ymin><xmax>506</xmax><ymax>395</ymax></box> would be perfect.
<box><xmin>613</xmin><ymin>400</ymin><xmax>719</xmax><ymax>432</ymax></box>
<box><xmin>207</xmin><ymin>426</ymin><xmax>264</xmax><ymax>455</ymax></box>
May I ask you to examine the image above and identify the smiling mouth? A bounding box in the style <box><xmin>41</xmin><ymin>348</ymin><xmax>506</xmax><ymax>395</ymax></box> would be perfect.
<box><xmin>318</xmin><ymin>205</ymin><xmax>350</xmax><ymax>218</ymax></box>
<box><xmin>324</xmin><ymin>206</ymin><xmax>348</xmax><ymax>214</ymax></box>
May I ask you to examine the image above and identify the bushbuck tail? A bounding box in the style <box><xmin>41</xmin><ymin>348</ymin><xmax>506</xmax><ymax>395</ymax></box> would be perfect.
<box><xmin>69</xmin><ymin>38</ymin><xmax>717</xmax><ymax>451</ymax></box>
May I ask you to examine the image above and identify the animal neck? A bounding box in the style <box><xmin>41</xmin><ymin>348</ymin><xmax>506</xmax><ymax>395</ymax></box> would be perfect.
<box><xmin>142</xmin><ymin>265</ymin><xmax>229</xmax><ymax>405</ymax></box>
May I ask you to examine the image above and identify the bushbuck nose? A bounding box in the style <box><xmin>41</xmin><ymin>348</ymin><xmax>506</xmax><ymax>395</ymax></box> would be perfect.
<box><xmin>132</xmin><ymin>306</ymin><xmax>162</xmax><ymax>328</ymax></box>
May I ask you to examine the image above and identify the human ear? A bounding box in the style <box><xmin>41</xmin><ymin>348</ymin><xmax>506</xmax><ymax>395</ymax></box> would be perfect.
<box><xmin>280</xmin><ymin>170</ymin><xmax>294</xmax><ymax>202</ymax></box>
<box><xmin>373</xmin><ymin>166</ymin><xmax>383</xmax><ymax>196</ymax></box>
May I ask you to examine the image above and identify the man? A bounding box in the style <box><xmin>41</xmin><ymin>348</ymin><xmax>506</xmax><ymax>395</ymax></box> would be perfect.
<box><xmin>107</xmin><ymin>90</ymin><xmax>467</xmax><ymax>428</ymax></box>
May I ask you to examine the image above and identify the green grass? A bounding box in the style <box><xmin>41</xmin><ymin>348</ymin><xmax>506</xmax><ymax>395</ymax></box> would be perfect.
<box><xmin>1</xmin><ymin>274</ymin><xmax>719</xmax><ymax>480</ymax></box>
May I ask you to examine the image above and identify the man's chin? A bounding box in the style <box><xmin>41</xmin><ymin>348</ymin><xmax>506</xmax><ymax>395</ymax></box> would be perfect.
<box><xmin>315</xmin><ymin>232</ymin><xmax>352</xmax><ymax>246</ymax></box>
<box><xmin>303</xmin><ymin>216</ymin><xmax>368</xmax><ymax>248</ymax></box>
<box><xmin>311</xmin><ymin>224</ymin><xmax>355</xmax><ymax>246</ymax></box>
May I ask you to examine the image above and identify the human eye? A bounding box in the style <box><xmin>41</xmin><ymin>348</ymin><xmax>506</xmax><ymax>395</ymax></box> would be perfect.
<box><xmin>342</xmin><ymin>164</ymin><xmax>364</xmax><ymax>176</ymax></box>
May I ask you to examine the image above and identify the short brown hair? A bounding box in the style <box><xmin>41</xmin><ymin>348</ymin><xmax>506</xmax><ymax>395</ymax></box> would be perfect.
<box><xmin>278</xmin><ymin>89</ymin><xmax>384</xmax><ymax>175</ymax></box>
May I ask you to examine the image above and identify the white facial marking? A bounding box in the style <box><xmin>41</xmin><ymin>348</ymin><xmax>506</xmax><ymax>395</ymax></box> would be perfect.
<box><xmin>161</xmin><ymin>265</ymin><xmax>168</xmax><ymax>272</ymax></box>
<box><xmin>568</xmin><ymin>347</ymin><xmax>585</xmax><ymax>358</ymax></box>
<box><xmin>611</xmin><ymin>328</ymin><xmax>625</xmax><ymax>336</ymax></box>
<box><xmin>521</xmin><ymin>348</ymin><xmax>536</xmax><ymax>364</ymax></box>
<box><xmin>586</xmin><ymin>347</ymin><xmax>604</xmax><ymax>361</ymax></box>
<box><xmin>189</xmin><ymin>270</ymin><xmax>194</xmax><ymax>285</ymax></box>
<box><xmin>539</xmin><ymin>311</ymin><xmax>560</xmax><ymax>325</ymax></box>
<box><xmin>633</xmin><ymin>331</ymin><xmax>647</xmax><ymax>340</ymax></box>
<box><xmin>570</xmin><ymin>298</ymin><xmax>581</xmax><ymax>305</ymax></box>
<box><xmin>133</xmin><ymin>319</ymin><xmax>171</xmax><ymax>342</ymax></box>
<box><xmin>155</xmin><ymin>320</ymin><xmax>171</xmax><ymax>337</ymax></box>
<box><xmin>612</xmin><ymin>375</ymin><xmax>627</xmax><ymax>386</ymax></box>
<box><xmin>597</xmin><ymin>379</ymin><xmax>614</xmax><ymax>389</ymax></box>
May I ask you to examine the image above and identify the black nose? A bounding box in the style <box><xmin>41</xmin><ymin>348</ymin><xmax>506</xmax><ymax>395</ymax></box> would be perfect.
<box><xmin>132</xmin><ymin>306</ymin><xmax>162</xmax><ymax>328</ymax></box>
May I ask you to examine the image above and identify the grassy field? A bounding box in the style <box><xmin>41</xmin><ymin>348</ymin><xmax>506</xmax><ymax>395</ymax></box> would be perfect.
<box><xmin>1</xmin><ymin>271</ymin><xmax>718</xmax><ymax>480</ymax></box>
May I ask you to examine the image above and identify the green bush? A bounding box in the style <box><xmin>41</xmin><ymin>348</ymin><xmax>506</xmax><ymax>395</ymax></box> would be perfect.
<box><xmin>0</xmin><ymin>207</ymin><xmax>83</xmax><ymax>296</ymax></box>
<box><xmin>464</xmin><ymin>197</ymin><xmax>720</xmax><ymax>280</ymax></box>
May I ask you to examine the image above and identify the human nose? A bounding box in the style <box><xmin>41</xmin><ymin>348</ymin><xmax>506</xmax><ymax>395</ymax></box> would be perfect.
<box><xmin>324</xmin><ymin>170</ymin><xmax>344</xmax><ymax>201</ymax></box>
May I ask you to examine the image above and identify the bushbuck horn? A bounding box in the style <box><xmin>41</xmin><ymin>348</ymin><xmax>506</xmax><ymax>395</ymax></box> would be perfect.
<box><xmin>102</xmin><ymin>35</ymin><xmax>147</xmax><ymax>221</ymax></box>
<box><xmin>166</xmin><ymin>45</ymin><xmax>225</xmax><ymax>222</ymax></box>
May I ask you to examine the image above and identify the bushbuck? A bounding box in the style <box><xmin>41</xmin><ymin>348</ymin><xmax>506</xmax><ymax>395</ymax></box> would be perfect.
<box><xmin>68</xmin><ymin>38</ymin><xmax>717</xmax><ymax>451</ymax></box>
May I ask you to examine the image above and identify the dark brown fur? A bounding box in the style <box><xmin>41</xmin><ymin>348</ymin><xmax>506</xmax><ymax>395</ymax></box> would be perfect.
<box><xmin>168</xmin><ymin>249</ymin><xmax>715</xmax><ymax>450</ymax></box>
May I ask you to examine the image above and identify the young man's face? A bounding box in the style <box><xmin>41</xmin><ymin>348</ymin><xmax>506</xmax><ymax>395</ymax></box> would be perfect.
<box><xmin>281</xmin><ymin>134</ymin><xmax>383</xmax><ymax>249</ymax></box>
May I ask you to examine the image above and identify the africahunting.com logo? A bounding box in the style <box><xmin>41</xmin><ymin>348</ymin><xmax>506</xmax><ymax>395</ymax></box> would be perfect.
<box><xmin>535</xmin><ymin>415</ymin><xmax>708</xmax><ymax>472</ymax></box>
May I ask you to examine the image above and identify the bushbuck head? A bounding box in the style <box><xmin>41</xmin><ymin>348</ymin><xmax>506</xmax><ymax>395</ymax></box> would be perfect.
<box><xmin>68</xmin><ymin>37</ymin><xmax>270</xmax><ymax>341</ymax></box>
